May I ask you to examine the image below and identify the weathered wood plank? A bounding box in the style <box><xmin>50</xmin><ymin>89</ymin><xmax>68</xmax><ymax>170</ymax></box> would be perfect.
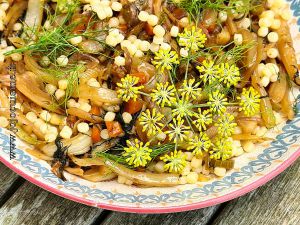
<box><xmin>211</xmin><ymin>159</ymin><xmax>300</xmax><ymax>225</ymax></box>
<box><xmin>101</xmin><ymin>205</ymin><xmax>220</xmax><ymax>225</ymax></box>
<box><xmin>0</xmin><ymin>162</ymin><xmax>24</xmax><ymax>206</ymax></box>
<box><xmin>0</xmin><ymin>181</ymin><xmax>105</xmax><ymax>225</ymax></box>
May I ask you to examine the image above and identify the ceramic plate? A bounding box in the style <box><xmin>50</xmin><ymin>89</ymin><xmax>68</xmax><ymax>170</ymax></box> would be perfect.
<box><xmin>1</xmin><ymin>0</ymin><xmax>300</xmax><ymax>214</ymax></box>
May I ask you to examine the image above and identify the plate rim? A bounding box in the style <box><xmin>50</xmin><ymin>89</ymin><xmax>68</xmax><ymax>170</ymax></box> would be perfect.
<box><xmin>1</xmin><ymin>0</ymin><xmax>300</xmax><ymax>214</ymax></box>
<box><xmin>1</xmin><ymin>149</ymin><xmax>299</xmax><ymax>213</ymax></box>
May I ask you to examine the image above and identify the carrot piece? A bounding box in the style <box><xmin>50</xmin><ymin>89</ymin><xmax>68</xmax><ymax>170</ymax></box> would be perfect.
<box><xmin>118</xmin><ymin>24</ymin><xmax>128</xmax><ymax>32</ymax></box>
<box><xmin>130</xmin><ymin>72</ymin><xmax>149</xmax><ymax>84</ymax></box>
<box><xmin>145</xmin><ymin>23</ymin><xmax>154</xmax><ymax>35</ymax></box>
<box><xmin>124</xmin><ymin>99</ymin><xmax>144</xmax><ymax>114</ymax></box>
<box><xmin>91</xmin><ymin>125</ymin><xmax>101</xmax><ymax>144</ymax></box>
<box><xmin>105</xmin><ymin>121</ymin><xmax>124</xmax><ymax>137</ymax></box>
<box><xmin>90</xmin><ymin>105</ymin><xmax>100</xmax><ymax>115</ymax></box>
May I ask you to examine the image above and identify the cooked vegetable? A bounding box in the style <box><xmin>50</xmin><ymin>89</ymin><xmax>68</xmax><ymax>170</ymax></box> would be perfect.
<box><xmin>277</xmin><ymin>20</ymin><xmax>300</xmax><ymax>85</ymax></box>
<box><xmin>103</xmin><ymin>159</ymin><xmax>180</xmax><ymax>186</ymax></box>
<box><xmin>41</xmin><ymin>134</ymin><xmax>92</xmax><ymax>157</ymax></box>
<box><xmin>0</xmin><ymin>0</ymin><xmax>297</xmax><ymax>186</ymax></box>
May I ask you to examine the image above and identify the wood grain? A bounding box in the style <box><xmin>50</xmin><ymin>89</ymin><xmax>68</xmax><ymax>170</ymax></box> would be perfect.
<box><xmin>0</xmin><ymin>180</ymin><xmax>104</xmax><ymax>225</ymax></box>
<box><xmin>0</xmin><ymin>163</ymin><xmax>23</xmax><ymax>206</ymax></box>
<box><xmin>101</xmin><ymin>205</ymin><xmax>220</xmax><ymax>225</ymax></box>
<box><xmin>211</xmin><ymin>159</ymin><xmax>300</xmax><ymax>225</ymax></box>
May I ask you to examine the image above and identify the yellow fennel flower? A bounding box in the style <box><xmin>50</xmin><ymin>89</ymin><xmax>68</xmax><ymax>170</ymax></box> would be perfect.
<box><xmin>215</xmin><ymin>113</ymin><xmax>237</xmax><ymax>137</ymax></box>
<box><xmin>207</xmin><ymin>90</ymin><xmax>228</xmax><ymax>114</ymax></box>
<box><xmin>117</xmin><ymin>75</ymin><xmax>144</xmax><ymax>102</ymax></box>
<box><xmin>187</xmin><ymin>132</ymin><xmax>211</xmax><ymax>156</ymax></box>
<box><xmin>139</xmin><ymin>108</ymin><xmax>164</xmax><ymax>136</ymax></box>
<box><xmin>193</xmin><ymin>109</ymin><xmax>213</xmax><ymax>131</ymax></box>
<box><xmin>152</xmin><ymin>49</ymin><xmax>179</xmax><ymax>72</ymax></box>
<box><xmin>171</xmin><ymin>99</ymin><xmax>195</xmax><ymax>119</ymax></box>
<box><xmin>218</xmin><ymin>63</ymin><xmax>241</xmax><ymax>87</ymax></box>
<box><xmin>160</xmin><ymin>150</ymin><xmax>187</xmax><ymax>173</ymax></box>
<box><xmin>178</xmin><ymin>78</ymin><xmax>202</xmax><ymax>100</ymax></box>
<box><xmin>123</xmin><ymin>139</ymin><xmax>152</xmax><ymax>167</ymax></box>
<box><xmin>209</xmin><ymin>138</ymin><xmax>233</xmax><ymax>161</ymax></box>
<box><xmin>237</xmin><ymin>87</ymin><xmax>261</xmax><ymax>116</ymax></box>
<box><xmin>178</xmin><ymin>26</ymin><xmax>207</xmax><ymax>52</ymax></box>
<box><xmin>196</xmin><ymin>60</ymin><xmax>220</xmax><ymax>84</ymax></box>
<box><xmin>150</xmin><ymin>82</ymin><xmax>177</xmax><ymax>107</ymax></box>
<box><xmin>165</xmin><ymin>117</ymin><xmax>190</xmax><ymax>144</ymax></box>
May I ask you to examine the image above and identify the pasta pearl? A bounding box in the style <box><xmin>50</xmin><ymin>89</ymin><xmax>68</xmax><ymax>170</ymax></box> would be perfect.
<box><xmin>26</xmin><ymin>112</ymin><xmax>37</xmax><ymax>123</ymax></box>
<box><xmin>139</xmin><ymin>41</ymin><xmax>151</xmax><ymax>52</ymax></box>
<box><xmin>259</xmin><ymin>18</ymin><xmax>272</xmax><ymax>27</ymax></box>
<box><xmin>218</xmin><ymin>11</ymin><xmax>228</xmax><ymax>22</ymax></box>
<box><xmin>138</xmin><ymin>11</ymin><xmax>149</xmax><ymax>22</ymax></box>
<box><xmin>58</xmin><ymin>79</ymin><xmax>68</xmax><ymax>90</ymax></box>
<box><xmin>260</xmin><ymin>76</ymin><xmax>270</xmax><ymax>87</ymax></box>
<box><xmin>100</xmin><ymin>129</ymin><xmax>109</xmax><ymax>139</ymax></box>
<box><xmin>170</xmin><ymin>26</ymin><xmax>179</xmax><ymax>37</ymax></box>
<box><xmin>160</xmin><ymin>42</ymin><xmax>171</xmax><ymax>51</ymax></box>
<box><xmin>150</xmin><ymin>43</ymin><xmax>160</xmax><ymax>52</ymax></box>
<box><xmin>152</xmin><ymin>36</ymin><xmax>164</xmax><ymax>45</ymax></box>
<box><xmin>147</xmin><ymin>15</ymin><xmax>159</xmax><ymax>26</ymax></box>
<box><xmin>108</xmin><ymin>17</ymin><xmax>119</xmax><ymax>28</ymax></box>
<box><xmin>180</xmin><ymin>48</ymin><xmax>188</xmax><ymax>57</ymax></box>
<box><xmin>45</xmin><ymin>84</ymin><xmax>57</xmax><ymax>95</ymax></box>
<box><xmin>55</xmin><ymin>89</ymin><xmax>65</xmax><ymax>100</ymax></box>
<box><xmin>114</xmin><ymin>56</ymin><xmax>125</xmax><ymax>66</ymax></box>
<box><xmin>111</xmin><ymin>2</ymin><xmax>122</xmax><ymax>11</ymax></box>
<box><xmin>267</xmin><ymin>48</ymin><xmax>279</xmax><ymax>58</ymax></box>
<box><xmin>234</xmin><ymin>33</ymin><xmax>243</xmax><ymax>45</ymax></box>
<box><xmin>267</xmin><ymin>32</ymin><xmax>279</xmax><ymax>43</ymax></box>
<box><xmin>40</xmin><ymin>110</ymin><xmax>51</xmax><ymax>122</ymax></box>
<box><xmin>122</xmin><ymin>112</ymin><xmax>132</xmax><ymax>124</ymax></box>
<box><xmin>69</xmin><ymin>36</ymin><xmax>82</xmax><ymax>45</ymax></box>
<box><xmin>214</xmin><ymin>167</ymin><xmax>226</xmax><ymax>177</ymax></box>
<box><xmin>60</xmin><ymin>126</ymin><xmax>73</xmax><ymax>139</ymax></box>
<box><xmin>56</xmin><ymin>55</ymin><xmax>68</xmax><ymax>66</ymax></box>
<box><xmin>77</xmin><ymin>122</ymin><xmax>90</xmax><ymax>134</ymax></box>
<box><xmin>153</xmin><ymin>25</ymin><xmax>165</xmax><ymax>37</ymax></box>
<box><xmin>257</xmin><ymin>26</ymin><xmax>269</xmax><ymax>37</ymax></box>
<box><xmin>104</xmin><ymin>111</ymin><xmax>116</xmax><ymax>122</ymax></box>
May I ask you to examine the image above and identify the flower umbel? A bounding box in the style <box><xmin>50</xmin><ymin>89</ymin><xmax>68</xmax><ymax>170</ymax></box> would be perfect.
<box><xmin>178</xmin><ymin>26</ymin><xmax>207</xmax><ymax>52</ymax></box>
<box><xmin>117</xmin><ymin>75</ymin><xmax>144</xmax><ymax>102</ymax></box>
<box><xmin>193</xmin><ymin>109</ymin><xmax>213</xmax><ymax>131</ymax></box>
<box><xmin>165</xmin><ymin>117</ymin><xmax>190</xmax><ymax>144</ymax></box>
<box><xmin>139</xmin><ymin>109</ymin><xmax>164</xmax><ymax>136</ymax></box>
<box><xmin>152</xmin><ymin>49</ymin><xmax>179</xmax><ymax>72</ymax></box>
<box><xmin>178</xmin><ymin>78</ymin><xmax>202</xmax><ymax>100</ymax></box>
<box><xmin>171</xmin><ymin>99</ymin><xmax>195</xmax><ymax>119</ymax></box>
<box><xmin>210</xmin><ymin>138</ymin><xmax>233</xmax><ymax>161</ymax></box>
<box><xmin>150</xmin><ymin>82</ymin><xmax>177</xmax><ymax>107</ymax></box>
<box><xmin>218</xmin><ymin>63</ymin><xmax>240</xmax><ymax>87</ymax></box>
<box><xmin>197</xmin><ymin>60</ymin><xmax>220</xmax><ymax>84</ymax></box>
<box><xmin>207</xmin><ymin>90</ymin><xmax>228</xmax><ymax>114</ymax></box>
<box><xmin>187</xmin><ymin>132</ymin><xmax>211</xmax><ymax>156</ymax></box>
<box><xmin>122</xmin><ymin>139</ymin><xmax>152</xmax><ymax>167</ymax></box>
<box><xmin>160</xmin><ymin>150</ymin><xmax>187</xmax><ymax>173</ymax></box>
<box><xmin>215</xmin><ymin>113</ymin><xmax>237</xmax><ymax>137</ymax></box>
<box><xmin>237</xmin><ymin>87</ymin><xmax>261</xmax><ymax>116</ymax></box>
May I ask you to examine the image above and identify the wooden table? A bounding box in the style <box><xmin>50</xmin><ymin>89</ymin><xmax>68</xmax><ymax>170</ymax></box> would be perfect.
<box><xmin>0</xmin><ymin>159</ymin><xmax>299</xmax><ymax>225</ymax></box>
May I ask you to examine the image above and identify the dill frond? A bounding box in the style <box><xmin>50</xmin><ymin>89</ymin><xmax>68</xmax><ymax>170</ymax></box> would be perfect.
<box><xmin>173</xmin><ymin>0</ymin><xmax>257</xmax><ymax>21</ymax></box>
<box><xmin>215</xmin><ymin>41</ymin><xmax>257</xmax><ymax>65</ymax></box>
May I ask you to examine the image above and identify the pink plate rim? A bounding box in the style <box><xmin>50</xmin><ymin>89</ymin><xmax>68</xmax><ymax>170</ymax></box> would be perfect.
<box><xmin>1</xmin><ymin>147</ymin><xmax>299</xmax><ymax>213</ymax></box>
